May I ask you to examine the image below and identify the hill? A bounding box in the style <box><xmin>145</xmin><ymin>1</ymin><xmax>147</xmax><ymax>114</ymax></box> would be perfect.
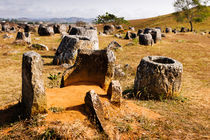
<box><xmin>129</xmin><ymin>12</ymin><xmax>210</xmax><ymax>32</ymax></box>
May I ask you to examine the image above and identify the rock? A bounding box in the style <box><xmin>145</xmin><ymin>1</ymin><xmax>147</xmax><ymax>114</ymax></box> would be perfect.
<box><xmin>22</xmin><ymin>51</ymin><xmax>47</xmax><ymax>117</ymax></box>
<box><xmin>165</xmin><ymin>27</ymin><xmax>172</xmax><ymax>33</ymax></box>
<box><xmin>38</xmin><ymin>24</ymin><xmax>54</xmax><ymax>36</ymax></box>
<box><xmin>31</xmin><ymin>44</ymin><xmax>49</xmax><ymax>51</ymax></box>
<box><xmin>67</xmin><ymin>25</ymin><xmax>72</xmax><ymax>33</ymax></box>
<box><xmin>24</xmin><ymin>24</ymin><xmax>36</xmax><ymax>32</ymax></box>
<box><xmin>84</xmin><ymin>90</ymin><xmax>106</xmax><ymax>132</ymax></box>
<box><xmin>60</xmin><ymin>63</ymin><xmax>71</xmax><ymax>68</ymax></box>
<box><xmin>209</xmin><ymin>32</ymin><xmax>210</xmax><ymax>34</ymax></box>
<box><xmin>151</xmin><ymin>28</ymin><xmax>161</xmax><ymax>43</ymax></box>
<box><xmin>107</xmin><ymin>41</ymin><xmax>122</xmax><ymax>51</ymax></box>
<box><xmin>180</xmin><ymin>27</ymin><xmax>187</xmax><ymax>32</ymax></box>
<box><xmin>161</xmin><ymin>33</ymin><xmax>166</xmax><ymax>37</ymax></box>
<box><xmin>61</xmin><ymin>49</ymin><xmax>115</xmax><ymax>91</ymax></box>
<box><xmin>139</xmin><ymin>34</ymin><xmax>154</xmax><ymax>46</ymax></box>
<box><xmin>124</xmin><ymin>31</ymin><xmax>137</xmax><ymax>39</ymax></box>
<box><xmin>155</xmin><ymin>27</ymin><xmax>162</xmax><ymax>31</ymax></box>
<box><xmin>0</xmin><ymin>24</ymin><xmax>2</xmax><ymax>32</ymax></box>
<box><xmin>2</xmin><ymin>24</ymin><xmax>10</xmax><ymax>32</ymax></box>
<box><xmin>53</xmin><ymin>35</ymin><xmax>98</xmax><ymax>65</ymax></box>
<box><xmin>103</xmin><ymin>25</ymin><xmax>115</xmax><ymax>35</ymax></box>
<box><xmin>200</xmin><ymin>32</ymin><xmax>205</xmax><ymax>35</ymax></box>
<box><xmin>129</xmin><ymin>26</ymin><xmax>135</xmax><ymax>31</ymax></box>
<box><xmin>172</xmin><ymin>29</ymin><xmax>177</xmax><ymax>34</ymax></box>
<box><xmin>3</xmin><ymin>33</ymin><xmax>12</xmax><ymax>39</ymax></box>
<box><xmin>114</xmin><ymin>65</ymin><xmax>125</xmax><ymax>78</ymax></box>
<box><xmin>53</xmin><ymin>24</ymin><xmax>67</xmax><ymax>33</ymax></box>
<box><xmin>144</xmin><ymin>28</ymin><xmax>152</xmax><ymax>34</ymax></box>
<box><xmin>137</xmin><ymin>29</ymin><xmax>143</xmax><ymax>36</ymax></box>
<box><xmin>107</xmin><ymin>80</ymin><xmax>122</xmax><ymax>106</ymax></box>
<box><xmin>115</xmin><ymin>25</ymin><xmax>123</xmax><ymax>30</ymax></box>
<box><xmin>69</xmin><ymin>26</ymin><xmax>99</xmax><ymax>50</ymax></box>
<box><xmin>114</xmin><ymin>33</ymin><xmax>122</xmax><ymax>38</ymax></box>
<box><xmin>134</xmin><ymin>56</ymin><xmax>183</xmax><ymax>99</ymax></box>
<box><xmin>125</xmin><ymin>42</ymin><xmax>135</xmax><ymax>46</ymax></box>
<box><xmin>15</xmin><ymin>32</ymin><xmax>31</xmax><ymax>45</ymax></box>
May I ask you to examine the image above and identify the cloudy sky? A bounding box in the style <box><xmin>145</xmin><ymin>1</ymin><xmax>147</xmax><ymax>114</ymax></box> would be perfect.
<box><xmin>0</xmin><ymin>0</ymin><xmax>183</xmax><ymax>19</ymax></box>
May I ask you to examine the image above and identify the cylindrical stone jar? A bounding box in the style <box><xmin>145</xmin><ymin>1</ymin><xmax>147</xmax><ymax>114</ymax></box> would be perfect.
<box><xmin>134</xmin><ymin>56</ymin><xmax>183</xmax><ymax>99</ymax></box>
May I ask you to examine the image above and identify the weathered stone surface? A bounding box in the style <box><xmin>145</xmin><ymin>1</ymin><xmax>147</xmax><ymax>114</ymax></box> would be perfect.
<box><xmin>22</xmin><ymin>51</ymin><xmax>47</xmax><ymax>117</ymax></box>
<box><xmin>2</xmin><ymin>24</ymin><xmax>10</xmax><ymax>32</ymax></box>
<box><xmin>172</xmin><ymin>29</ymin><xmax>177</xmax><ymax>34</ymax></box>
<box><xmin>31</xmin><ymin>44</ymin><xmax>49</xmax><ymax>51</ymax></box>
<box><xmin>114</xmin><ymin>33</ymin><xmax>122</xmax><ymax>38</ymax></box>
<box><xmin>137</xmin><ymin>29</ymin><xmax>143</xmax><ymax>36</ymax></box>
<box><xmin>180</xmin><ymin>27</ymin><xmax>188</xmax><ymax>32</ymax></box>
<box><xmin>24</xmin><ymin>24</ymin><xmax>36</xmax><ymax>32</ymax></box>
<box><xmin>38</xmin><ymin>24</ymin><xmax>54</xmax><ymax>36</ymax></box>
<box><xmin>69</xmin><ymin>26</ymin><xmax>99</xmax><ymax>50</ymax></box>
<box><xmin>53</xmin><ymin>24</ymin><xmax>67</xmax><ymax>34</ymax></box>
<box><xmin>115</xmin><ymin>25</ymin><xmax>123</xmax><ymax>30</ymax></box>
<box><xmin>3</xmin><ymin>34</ymin><xmax>12</xmax><ymax>39</ymax></box>
<box><xmin>129</xmin><ymin>26</ymin><xmax>135</xmax><ymax>31</ymax></box>
<box><xmin>139</xmin><ymin>34</ymin><xmax>154</xmax><ymax>46</ymax></box>
<box><xmin>67</xmin><ymin>25</ymin><xmax>72</xmax><ymax>33</ymax></box>
<box><xmin>165</xmin><ymin>27</ymin><xmax>172</xmax><ymax>33</ymax></box>
<box><xmin>0</xmin><ymin>24</ymin><xmax>2</xmax><ymax>32</ymax></box>
<box><xmin>107</xmin><ymin>41</ymin><xmax>122</xmax><ymax>51</ymax></box>
<box><xmin>134</xmin><ymin>56</ymin><xmax>183</xmax><ymax>99</ymax></box>
<box><xmin>53</xmin><ymin>35</ymin><xmax>98</xmax><ymax>65</ymax></box>
<box><xmin>151</xmin><ymin>28</ymin><xmax>161</xmax><ymax>43</ymax></box>
<box><xmin>107</xmin><ymin>80</ymin><xmax>122</xmax><ymax>105</ymax></box>
<box><xmin>144</xmin><ymin>28</ymin><xmax>152</xmax><ymax>34</ymax></box>
<box><xmin>61</xmin><ymin>49</ymin><xmax>115</xmax><ymax>91</ymax></box>
<box><xmin>15</xmin><ymin>32</ymin><xmax>31</xmax><ymax>45</ymax></box>
<box><xmin>114</xmin><ymin>64</ymin><xmax>125</xmax><ymax>78</ymax></box>
<box><xmin>84</xmin><ymin>90</ymin><xmax>106</xmax><ymax>132</ymax></box>
<box><xmin>124</xmin><ymin>31</ymin><xmax>137</xmax><ymax>39</ymax></box>
<box><xmin>103</xmin><ymin>25</ymin><xmax>115</xmax><ymax>35</ymax></box>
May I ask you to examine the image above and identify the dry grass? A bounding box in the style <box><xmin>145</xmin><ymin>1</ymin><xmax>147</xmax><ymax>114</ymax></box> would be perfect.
<box><xmin>0</xmin><ymin>28</ymin><xmax>210</xmax><ymax>139</ymax></box>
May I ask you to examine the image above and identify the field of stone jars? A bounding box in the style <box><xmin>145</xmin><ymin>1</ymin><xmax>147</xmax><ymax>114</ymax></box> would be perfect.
<box><xmin>0</xmin><ymin>21</ymin><xmax>209</xmax><ymax>139</ymax></box>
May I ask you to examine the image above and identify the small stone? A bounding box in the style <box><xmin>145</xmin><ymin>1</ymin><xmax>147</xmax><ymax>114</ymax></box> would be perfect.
<box><xmin>107</xmin><ymin>80</ymin><xmax>122</xmax><ymax>106</ymax></box>
<box><xmin>31</xmin><ymin>44</ymin><xmax>49</xmax><ymax>51</ymax></box>
<box><xmin>107</xmin><ymin>41</ymin><xmax>122</xmax><ymax>51</ymax></box>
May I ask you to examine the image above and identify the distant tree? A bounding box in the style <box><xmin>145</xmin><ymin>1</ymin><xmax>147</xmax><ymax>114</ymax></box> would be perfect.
<box><xmin>94</xmin><ymin>12</ymin><xmax>128</xmax><ymax>25</ymax></box>
<box><xmin>173</xmin><ymin>0</ymin><xmax>210</xmax><ymax>31</ymax></box>
<box><xmin>76</xmin><ymin>21</ymin><xmax>87</xmax><ymax>27</ymax></box>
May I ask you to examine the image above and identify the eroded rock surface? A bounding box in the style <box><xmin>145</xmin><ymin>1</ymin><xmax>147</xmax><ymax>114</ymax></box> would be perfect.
<box><xmin>84</xmin><ymin>90</ymin><xmax>106</xmax><ymax>132</ymax></box>
<box><xmin>61</xmin><ymin>49</ymin><xmax>116</xmax><ymax>91</ymax></box>
<box><xmin>22</xmin><ymin>51</ymin><xmax>47</xmax><ymax>117</ymax></box>
<box><xmin>134</xmin><ymin>56</ymin><xmax>183</xmax><ymax>99</ymax></box>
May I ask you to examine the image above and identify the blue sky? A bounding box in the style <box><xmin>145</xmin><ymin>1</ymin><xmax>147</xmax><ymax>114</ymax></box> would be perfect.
<box><xmin>0</xmin><ymin>0</ymin><xmax>200</xmax><ymax>19</ymax></box>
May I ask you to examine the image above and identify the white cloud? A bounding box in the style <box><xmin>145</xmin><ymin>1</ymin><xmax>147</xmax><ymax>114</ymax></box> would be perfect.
<box><xmin>0</xmin><ymin>0</ymin><xmax>177</xmax><ymax>19</ymax></box>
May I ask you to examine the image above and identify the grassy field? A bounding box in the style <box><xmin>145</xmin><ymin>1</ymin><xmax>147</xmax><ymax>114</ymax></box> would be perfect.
<box><xmin>0</xmin><ymin>24</ymin><xmax>210</xmax><ymax>139</ymax></box>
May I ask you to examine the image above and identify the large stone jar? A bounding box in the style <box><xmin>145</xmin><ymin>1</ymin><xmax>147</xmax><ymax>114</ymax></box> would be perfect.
<box><xmin>134</xmin><ymin>56</ymin><xmax>183</xmax><ymax>99</ymax></box>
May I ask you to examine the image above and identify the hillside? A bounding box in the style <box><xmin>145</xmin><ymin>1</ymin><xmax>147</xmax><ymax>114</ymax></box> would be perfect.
<box><xmin>129</xmin><ymin>12</ymin><xmax>210</xmax><ymax>32</ymax></box>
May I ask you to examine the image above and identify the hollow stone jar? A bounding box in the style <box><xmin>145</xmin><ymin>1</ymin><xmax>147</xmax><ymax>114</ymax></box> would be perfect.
<box><xmin>134</xmin><ymin>56</ymin><xmax>183</xmax><ymax>99</ymax></box>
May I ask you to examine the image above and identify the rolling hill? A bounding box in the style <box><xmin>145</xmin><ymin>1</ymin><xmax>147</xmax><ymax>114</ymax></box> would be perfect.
<box><xmin>128</xmin><ymin>12</ymin><xmax>210</xmax><ymax>32</ymax></box>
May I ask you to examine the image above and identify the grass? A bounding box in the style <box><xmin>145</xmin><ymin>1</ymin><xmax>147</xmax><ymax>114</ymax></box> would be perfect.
<box><xmin>0</xmin><ymin>24</ymin><xmax>210</xmax><ymax>139</ymax></box>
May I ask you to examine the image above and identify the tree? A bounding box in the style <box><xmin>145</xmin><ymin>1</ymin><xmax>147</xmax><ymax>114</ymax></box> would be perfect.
<box><xmin>173</xmin><ymin>0</ymin><xmax>210</xmax><ymax>31</ymax></box>
<box><xmin>94</xmin><ymin>12</ymin><xmax>128</xmax><ymax>25</ymax></box>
